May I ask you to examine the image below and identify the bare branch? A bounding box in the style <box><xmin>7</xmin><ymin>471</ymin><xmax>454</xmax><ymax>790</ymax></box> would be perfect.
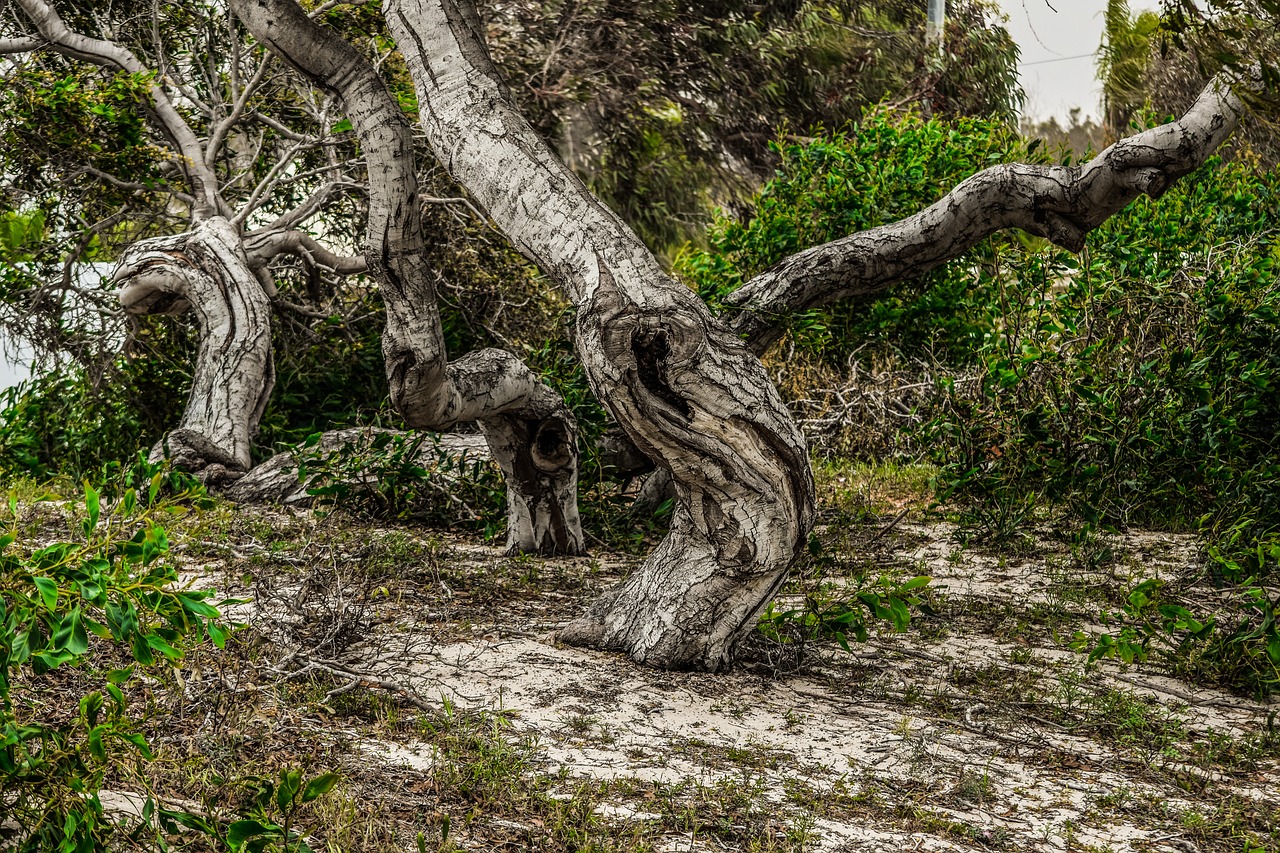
<box><xmin>259</xmin><ymin>179</ymin><xmax>363</xmax><ymax>231</ymax></box>
<box><xmin>206</xmin><ymin>51</ymin><xmax>276</xmax><ymax>166</ymax></box>
<box><xmin>0</xmin><ymin>36</ymin><xmax>41</xmax><ymax>53</ymax></box>
<box><xmin>243</xmin><ymin>228</ymin><xmax>367</xmax><ymax>274</ymax></box>
<box><xmin>232</xmin><ymin>138</ymin><xmax>311</xmax><ymax>227</ymax></box>
<box><xmin>77</xmin><ymin>164</ymin><xmax>196</xmax><ymax>204</ymax></box>
<box><xmin>13</xmin><ymin>0</ymin><xmax>227</xmax><ymax>218</ymax></box>
<box><xmin>723</xmin><ymin>75</ymin><xmax>1254</xmax><ymax>354</ymax></box>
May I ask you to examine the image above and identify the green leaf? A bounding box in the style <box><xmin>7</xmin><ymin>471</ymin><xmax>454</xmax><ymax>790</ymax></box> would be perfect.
<box><xmin>301</xmin><ymin>771</ymin><xmax>340</xmax><ymax>803</ymax></box>
<box><xmin>145</xmin><ymin>632</ymin><xmax>181</xmax><ymax>660</ymax></box>
<box><xmin>106</xmin><ymin>666</ymin><xmax>134</xmax><ymax>684</ymax></box>
<box><xmin>88</xmin><ymin>726</ymin><xmax>106</xmax><ymax>762</ymax></box>
<box><xmin>277</xmin><ymin>767</ymin><xmax>303</xmax><ymax>812</ymax></box>
<box><xmin>130</xmin><ymin>629</ymin><xmax>155</xmax><ymax>665</ymax></box>
<box><xmin>226</xmin><ymin>819</ymin><xmax>270</xmax><ymax>850</ymax></box>
<box><xmin>177</xmin><ymin>592</ymin><xmax>219</xmax><ymax>618</ymax></box>
<box><xmin>84</xmin><ymin>482</ymin><xmax>100</xmax><ymax>534</ymax></box>
<box><xmin>121</xmin><ymin>731</ymin><xmax>153</xmax><ymax>759</ymax></box>
<box><xmin>33</xmin><ymin>576</ymin><xmax>58</xmax><ymax>609</ymax></box>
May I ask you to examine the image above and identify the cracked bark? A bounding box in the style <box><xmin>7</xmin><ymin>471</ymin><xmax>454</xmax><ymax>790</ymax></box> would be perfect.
<box><xmin>722</xmin><ymin>76</ymin><xmax>1252</xmax><ymax>354</ymax></box>
<box><xmin>14</xmin><ymin>0</ymin><xmax>278</xmax><ymax>483</ymax></box>
<box><xmin>384</xmin><ymin>0</ymin><xmax>814</xmax><ymax>670</ymax></box>
<box><xmin>232</xmin><ymin>0</ymin><xmax>583</xmax><ymax>555</ymax></box>
<box><xmin>113</xmin><ymin>217</ymin><xmax>275</xmax><ymax>483</ymax></box>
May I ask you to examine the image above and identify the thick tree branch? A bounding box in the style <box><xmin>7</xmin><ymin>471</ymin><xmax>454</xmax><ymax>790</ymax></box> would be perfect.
<box><xmin>113</xmin><ymin>217</ymin><xmax>275</xmax><ymax>477</ymax></box>
<box><xmin>0</xmin><ymin>36</ymin><xmax>41</xmax><ymax>53</ymax></box>
<box><xmin>384</xmin><ymin>0</ymin><xmax>814</xmax><ymax>669</ymax></box>
<box><xmin>232</xmin><ymin>0</ymin><xmax>585</xmax><ymax>555</ymax></box>
<box><xmin>14</xmin><ymin>0</ymin><xmax>227</xmax><ymax>219</ymax></box>
<box><xmin>243</xmin><ymin>228</ymin><xmax>368</xmax><ymax>274</ymax></box>
<box><xmin>723</xmin><ymin>76</ymin><xmax>1252</xmax><ymax>354</ymax></box>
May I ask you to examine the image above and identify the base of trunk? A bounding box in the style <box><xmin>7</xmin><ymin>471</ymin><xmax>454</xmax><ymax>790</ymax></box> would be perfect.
<box><xmin>557</xmin><ymin>508</ymin><xmax>788</xmax><ymax>671</ymax></box>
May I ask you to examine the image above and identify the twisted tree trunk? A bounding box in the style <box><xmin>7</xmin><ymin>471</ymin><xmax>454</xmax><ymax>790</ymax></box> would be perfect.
<box><xmin>384</xmin><ymin>0</ymin><xmax>815</xmax><ymax>671</ymax></box>
<box><xmin>232</xmin><ymin>0</ymin><xmax>583</xmax><ymax>555</ymax></box>
<box><xmin>113</xmin><ymin>217</ymin><xmax>274</xmax><ymax>484</ymax></box>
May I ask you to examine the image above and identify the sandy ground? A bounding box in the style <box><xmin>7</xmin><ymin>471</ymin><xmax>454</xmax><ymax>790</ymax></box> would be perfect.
<box><xmin>226</xmin><ymin>517</ymin><xmax>1278</xmax><ymax>853</ymax></box>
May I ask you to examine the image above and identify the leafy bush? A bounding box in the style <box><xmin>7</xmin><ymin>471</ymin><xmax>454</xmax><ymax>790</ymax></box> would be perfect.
<box><xmin>1</xmin><ymin>462</ymin><xmax>228</xmax><ymax>849</ymax></box>
<box><xmin>927</xmin><ymin>155</ymin><xmax>1280</xmax><ymax>548</ymax></box>
<box><xmin>295</xmin><ymin>429</ymin><xmax>506</xmax><ymax>534</ymax></box>
<box><xmin>1073</xmin><ymin>540</ymin><xmax>1280</xmax><ymax>698</ymax></box>
<box><xmin>678</xmin><ymin>109</ymin><xmax>1052</xmax><ymax>366</ymax></box>
<box><xmin>757</xmin><ymin>536</ymin><xmax>933</xmax><ymax>656</ymax></box>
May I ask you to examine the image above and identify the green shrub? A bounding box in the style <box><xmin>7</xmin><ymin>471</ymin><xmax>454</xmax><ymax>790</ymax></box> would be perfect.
<box><xmin>927</xmin><ymin>156</ymin><xmax>1280</xmax><ymax>548</ymax></box>
<box><xmin>1</xmin><ymin>461</ymin><xmax>229</xmax><ymax>849</ymax></box>
<box><xmin>678</xmin><ymin>109</ymin><xmax>1052</xmax><ymax>365</ymax></box>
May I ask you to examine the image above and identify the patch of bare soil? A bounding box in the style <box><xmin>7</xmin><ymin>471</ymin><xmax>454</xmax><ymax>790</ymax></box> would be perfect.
<box><xmin>120</xmin><ymin>499</ymin><xmax>1269</xmax><ymax>850</ymax></box>
<box><xmin>63</xmin><ymin>503</ymin><xmax>1280</xmax><ymax>851</ymax></box>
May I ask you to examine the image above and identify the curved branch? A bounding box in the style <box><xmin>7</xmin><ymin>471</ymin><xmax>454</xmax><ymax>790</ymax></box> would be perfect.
<box><xmin>113</xmin><ymin>217</ymin><xmax>275</xmax><ymax>477</ymax></box>
<box><xmin>384</xmin><ymin>0</ymin><xmax>814</xmax><ymax>669</ymax></box>
<box><xmin>232</xmin><ymin>0</ymin><xmax>585</xmax><ymax>556</ymax></box>
<box><xmin>723</xmin><ymin>76</ymin><xmax>1251</xmax><ymax>354</ymax></box>
<box><xmin>13</xmin><ymin>0</ymin><xmax>226</xmax><ymax>218</ymax></box>
<box><xmin>243</xmin><ymin>228</ymin><xmax>368</xmax><ymax>274</ymax></box>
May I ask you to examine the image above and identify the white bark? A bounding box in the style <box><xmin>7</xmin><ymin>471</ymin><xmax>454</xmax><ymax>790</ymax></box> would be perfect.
<box><xmin>723</xmin><ymin>76</ymin><xmax>1251</xmax><ymax>354</ymax></box>
<box><xmin>384</xmin><ymin>0</ymin><xmax>815</xmax><ymax>670</ymax></box>
<box><xmin>113</xmin><ymin>217</ymin><xmax>274</xmax><ymax>481</ymax></box>
<box><xmin>232</xmin><ymin>0</ymin><xmax>584</xmax><ymax>555</ymax></box>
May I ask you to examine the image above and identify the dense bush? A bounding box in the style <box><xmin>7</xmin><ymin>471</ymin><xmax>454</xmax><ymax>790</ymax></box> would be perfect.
<box><xmin>929</xmin><ymin>155</ymin><xmax>1280</xmax><ymax>545</ymax></box>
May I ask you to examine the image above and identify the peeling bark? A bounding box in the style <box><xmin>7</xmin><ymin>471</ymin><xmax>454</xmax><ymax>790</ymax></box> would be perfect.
<box><xmin>385</xmin><ymin>0</ymin><xmax>815</xmax><ymax>670</ymax></box>
<box><xmin>723</xmin><ymin>77</ymin><xmax>1251</xmax><ymax>354</ymax></box>
<box><xmin>232</xmin><ymin>0</ymin><xmax>583</xmax><ymax>555</ymax></box>
<box><xmin>113</xmin><ymin>217</ymin><xmax>274</xmax><ymax>482</ymax></box>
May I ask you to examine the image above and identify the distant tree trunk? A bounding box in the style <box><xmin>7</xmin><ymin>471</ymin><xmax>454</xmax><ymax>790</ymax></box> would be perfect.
<box><xmin>114</xmin><ymin>216</ymin><xmax>274</xmax><ymax>484</ymax></box>
<box><xmin>383</xmin><ymin>0</ymin><xmax>815</xmax><ymax>670</ymax></box>
<box><xmin>232</xmin><ymin>0</ymin><xmax>584</xmax><ymax>555</ymax></box>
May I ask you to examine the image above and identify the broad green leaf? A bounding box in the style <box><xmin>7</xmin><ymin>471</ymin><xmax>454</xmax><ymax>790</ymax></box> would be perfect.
<box><xmin>33</xmin><ymin>576</ymin><xmax>58</xmax><ymax>609</ymax></box>
<box><xmin>301</xmin><ymin>771</ymin><xmax>340</xmax><ymax>803</ymax></box>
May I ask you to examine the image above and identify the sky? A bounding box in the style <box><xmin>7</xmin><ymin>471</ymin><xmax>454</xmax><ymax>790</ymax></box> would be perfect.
<box><xmin>1</xmin><ymin>334</ymin><xmax>30</xmax><ymax>391</ymax></box>
<box><xmin>992</xmin><ymin>0</ymin><xmax>1157</xmax><ymax>124</ymax></box>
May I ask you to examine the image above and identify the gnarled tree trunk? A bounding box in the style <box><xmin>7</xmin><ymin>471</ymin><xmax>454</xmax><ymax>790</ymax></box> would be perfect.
<box><xmin>383</xmin><ymin>0</ymin><xmax>815</xmax><ymax>671</ymax></box>
<box><xmin>232</xmin><ymin>0</ymin><xmax>583</xmax><ymax>555</ymax></box>
<box><xmin>113</xmin><ymin>217</ymin><xmax>274</xmax><ymax>484</ymax></box>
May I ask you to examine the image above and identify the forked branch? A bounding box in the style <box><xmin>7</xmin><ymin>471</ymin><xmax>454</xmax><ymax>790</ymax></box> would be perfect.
<box><xmin>13</xmin><ymin>0</ymin><xmax>227</xmax><ymax>218</ymax></box>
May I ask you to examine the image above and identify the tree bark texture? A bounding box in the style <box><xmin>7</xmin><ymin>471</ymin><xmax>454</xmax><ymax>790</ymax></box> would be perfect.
<box><xmin>113</xmin><ymin>217</ymin><xmax>275</xmax><ymax>482</ymax></box>
<box><xmin>231</xmin><ymin>0</ymin><xmax>583</xmax><ymax>555</ymax></box>
<box><xmin>384</xmin><ymin>0</ymin><xmax>816</xmax><ymax>671</ymax></box>
<box><xmin>14</xmin><ymin>0</ymin><xmax>280</xmax><ymax>484</ymax></box>
<box><xmin>723</xmin><ymin>77</ymin><xmax>1251</xmax><ymax>354</ymax></box>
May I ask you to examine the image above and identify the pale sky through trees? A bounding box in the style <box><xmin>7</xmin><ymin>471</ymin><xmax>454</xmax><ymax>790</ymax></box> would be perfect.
<box><xmin>993</xmin><ymin>0</ymin><xmax>1157</xmax><ymax>124</ymax></box>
